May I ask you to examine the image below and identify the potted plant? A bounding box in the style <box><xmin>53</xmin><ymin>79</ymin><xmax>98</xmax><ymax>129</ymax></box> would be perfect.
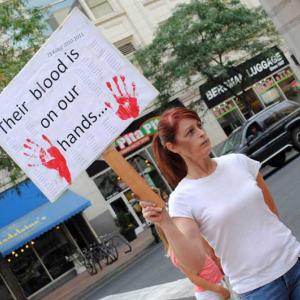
<box><xmin>114</xmin><ymin>211</ymin><xmax>137</xmax><ymax>242</ymax></box>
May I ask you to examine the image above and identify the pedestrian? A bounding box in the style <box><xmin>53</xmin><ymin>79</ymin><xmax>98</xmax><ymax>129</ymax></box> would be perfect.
<box><xmin>140</xmin><ymin>107</ymin><xmax>300</xmax><ymax>300</ymax></box>
<box><xmin>156</xmin><ymin>224</ymin><xmax>230</xmax><ymax>300</ymax></box>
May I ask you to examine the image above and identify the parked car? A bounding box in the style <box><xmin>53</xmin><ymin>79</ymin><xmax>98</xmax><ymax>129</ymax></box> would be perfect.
<box><xmin>220</xmin><ymin>100</ymin><xmax>300</xmax><ymax>167</ymax></box>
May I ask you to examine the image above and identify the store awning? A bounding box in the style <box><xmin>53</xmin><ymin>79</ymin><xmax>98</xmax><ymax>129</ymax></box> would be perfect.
<box><xmin>0</xmin><ymin>190</ymin><xmax>91</xmax><ymax>256</ymax></box>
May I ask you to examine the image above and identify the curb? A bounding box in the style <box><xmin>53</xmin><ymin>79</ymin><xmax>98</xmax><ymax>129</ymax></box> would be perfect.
<box><xmin>73</xmin><ymin>242</ymin><xmax>161</xmax><ymax>300</ymax></box>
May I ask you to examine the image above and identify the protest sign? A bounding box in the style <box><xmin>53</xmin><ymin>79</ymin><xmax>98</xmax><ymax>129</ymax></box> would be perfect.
<box><xmin>0</xmin><ymin>8</ymin><xmax>159</xmax><ymax>202</ymax></box>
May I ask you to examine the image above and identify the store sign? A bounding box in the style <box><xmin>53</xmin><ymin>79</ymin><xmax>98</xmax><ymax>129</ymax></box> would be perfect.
<box><xmin>199</xmin><ymin>46</ymin><xmax>289</xmax><ymax>108</ymax></box>
<box><xmin>0</xmin><ymin>216</ymin><xmax>47</xmax><ymax>246</ymax></box>
<box><xmin>0</xmin><ymin>8</ymin><xmax>158</xmax><ymax>201</ymax></box>
<box><xmin>115</xmin><ymin>116</ymin><xmax>160</xmax><ymax>155</ymax></box>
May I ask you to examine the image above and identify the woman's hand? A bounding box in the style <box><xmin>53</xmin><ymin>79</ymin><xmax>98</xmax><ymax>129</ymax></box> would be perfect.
<box><xmin>216</xmin><ymin>286</ymin><xmax>230</xmax><ymax>300</ymax></box>
<box><xmin>140</xmin><ymin>201</ymin><xmax>168</xmax><ymax>224</ymax></box>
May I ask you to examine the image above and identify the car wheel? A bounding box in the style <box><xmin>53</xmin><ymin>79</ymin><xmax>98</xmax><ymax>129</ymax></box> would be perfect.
<box><xmin>269</xmin><ymin>152</ymin><xmax>286</xmax><ymax>168</ymax></box>
<box><xmin>291</xmin><ymin>126</ymin><xmax>300</xmax><ymax>151</ymax></box>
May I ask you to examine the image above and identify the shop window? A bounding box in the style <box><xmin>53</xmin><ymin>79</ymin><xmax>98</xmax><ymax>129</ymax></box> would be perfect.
<box><xmin>275</xmin><ymin>67</ymin><xmax>300</xmax><ymax>103</ymax></box>
<box><xmin>94</xmin><ymin>148</ymin><xmax>171</xmax><ymax>202</ymax></box>
<box><xmin>33</xmin><ymin>228</ymin><xmax>75</xmax><ymax>280</ymax></box>
<box><xmin>128</xmin><ymin>149</ymin><xmax>170</xmax><ymax>195</ymax></box>
<box><xmin>235</xmin><ymin>88</ymin><xmax>264</xmax><ymax>119</ymax></box>
<box><xmin>8</xmin><ymin>246</ymin><xmax>51</xmax><ymax>296</ymax></box>
<box><xmin>253</xmin><ymin>76</ymin><xmax>283</xmax><ymax>106</ymax></box>
<box><xmin>65</xmin><ymin>215</ymin><xmax>97</xmax><ymax>250</ymax></box>
<box><xmin>0</xmin><ymin>275</ymin><xmax>14</xmax><ymax>300</ymax></box>
<box><xmin>86</xmin><ymin>0</ymin><xmax>114</xmax><ymax>19</ymax></box>
<box><xmin>7</xmin><ymin>226</ymin><xmax>77</xmax><ymax>296</ymax></box>
<box><xmin>211</xmin><ymin>99</ymin><xmax>244</xmax><ymax>136</ymax></box>
<box><xmin>94</xmin><ymin>169</ymin><xmax>123</xmax><ymax>200</ymax></box>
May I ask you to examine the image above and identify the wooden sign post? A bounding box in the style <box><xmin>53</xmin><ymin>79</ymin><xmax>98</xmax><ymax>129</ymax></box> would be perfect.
<box><xmin>101</xmin><ymin>145</ymin><xmax>165</xmax><ymax>208</ymax></box>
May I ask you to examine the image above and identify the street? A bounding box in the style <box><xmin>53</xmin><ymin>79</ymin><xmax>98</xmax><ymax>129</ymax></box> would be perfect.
<box><xmin>80</xmin><ymin>154</ymin><xmax>300</xmax><ymax>300</ymax></box>
<box><xmin>266</xmin><ymin>153</ymin><xmax>300</xmax><ymax>239</ymax></box>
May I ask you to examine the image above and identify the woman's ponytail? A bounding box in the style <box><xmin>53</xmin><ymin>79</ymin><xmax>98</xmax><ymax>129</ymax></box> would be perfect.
<box><xmin>152</xmin><ymin>107</ymin><xmax>200</xmax><ymax>188</ymax></box>
<box><xmin>152</xmin><ymin>133</ymin><xmax>187</xmax><ymax>188</ymax></box>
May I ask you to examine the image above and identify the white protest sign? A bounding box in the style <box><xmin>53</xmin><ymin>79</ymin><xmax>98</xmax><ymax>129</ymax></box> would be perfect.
<box><xmin>0</xmin><ymin>8</ymin><xmax>159</xmax><ymax>201</ymax></box>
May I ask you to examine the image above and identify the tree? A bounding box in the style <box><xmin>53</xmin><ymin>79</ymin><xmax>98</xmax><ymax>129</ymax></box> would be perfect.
<box><xmin>134</xmin><ymin>0</ymin><xmax>280</xmax><ymax>113</ymax></box>
<box><xmin>0</xmin><ymin>0</ymin><xmax>45</xmax><ymax>186</ymax></box>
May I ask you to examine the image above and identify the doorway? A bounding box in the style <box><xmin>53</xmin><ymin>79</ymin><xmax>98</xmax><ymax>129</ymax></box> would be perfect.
<box><xmin>108</xmin><ymin>193</ymin><xmax>145</xmax><ymax>234</ymax></box>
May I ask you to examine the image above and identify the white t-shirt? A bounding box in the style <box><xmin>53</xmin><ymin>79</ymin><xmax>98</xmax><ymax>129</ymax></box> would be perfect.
<box><xmin>168</xmin><ymin>153</ymin><xmax>300</xmax><ymax>294</ymax></box>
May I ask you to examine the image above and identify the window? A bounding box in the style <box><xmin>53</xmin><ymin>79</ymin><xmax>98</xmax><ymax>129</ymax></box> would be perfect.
<box><xmin>220</xmin><ymin>128</ymin><xmax>243</xmax><ymax>155</ymax></box>
<box><xmin>0</xmin><ymin>276</ymin><xmax>14</xmax><ymax>300</ymax></box>
<box><xmin>276</xmin><ymin>67</ymin><xmax>300</xmax><ymax>103</ymax></box>
<box><xmin>253</xmin><ymin>76</ymin><xmax>283</xmax><ymax>106</ymax></box>
<box><xmin>33</xmin><ymin>229</ymin><xmax>75</xmax><ymax>280</ymax></box>
<box><xmin>234</xmin><ymin>89</ymin><xmax>264</xmax><ymax>119</ymax></box>
<box><xmin>246</xmin><ymin>122</ymin><xmax>263</xmax><ymax>140</ymax></box>
<box><xmin>9</xmin><ymin>247</ymin><xmax>51</xmax><ymax>296</ymax></box>
<box><xmin>117</xmin><ymin>43</ymin><xmax>136</xmax><ymax>56</ymax></box>
<box><xmin>86</xmin><ymin>0</ymin><xmax>114</xmax><ymax>19</ymax></box>
<box><xmin>278</xmin><ymin>101</ymin><xmax>299</xmax><ymax>117</ymax></box>
<box><xmin>263</xmin><ymin>110</ymin><xmax>284</xmax><ymax>128</ymax></box>
<box><xmin>94</xmin><ymin>169</ymin><xmax>123</xmax><ymax>200</ymax></box>
<box><xmin>263</xmin><ymin>102</ymin><xmax>299</xmax><ymax>128</ymax></box>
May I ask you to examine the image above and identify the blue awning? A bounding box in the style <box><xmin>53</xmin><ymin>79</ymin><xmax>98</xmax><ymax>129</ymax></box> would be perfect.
<box><xmin>0</xmin><ymin>190</ymin><xmax>91</xmax><ymax>256</ymax></box>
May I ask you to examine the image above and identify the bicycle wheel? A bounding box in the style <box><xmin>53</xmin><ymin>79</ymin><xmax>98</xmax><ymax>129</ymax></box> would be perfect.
<box><xmin>106</xmin><ymin>243</ymin><xmax>118</xmax><ymax>261</ymax></box>
<box><xmin>84</xmin><ymin>258</ymin><xmax>97</xmax><ymax>275</ymax></box>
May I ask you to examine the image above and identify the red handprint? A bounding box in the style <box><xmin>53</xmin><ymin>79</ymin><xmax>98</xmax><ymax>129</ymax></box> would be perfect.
<box><xmin>105</xmin><ymin>75</ymin><xmax>140</xmax><ymax>120</ymax></box>
<box><xmin>23</xmin><ymin>134</ymin><xmax>72</xmax><ymax>184</ymax></box>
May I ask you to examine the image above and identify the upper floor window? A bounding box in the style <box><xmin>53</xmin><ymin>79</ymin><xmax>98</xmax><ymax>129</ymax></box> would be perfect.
<box><xmin>117</xmin><ymin>43</ymin><xmax>136</xmax><ymax>56</ymax></box>
<box><xmin>86</xmin><ymin>0</ymin><xmax>114</xmax><ymax>19</ymax></box>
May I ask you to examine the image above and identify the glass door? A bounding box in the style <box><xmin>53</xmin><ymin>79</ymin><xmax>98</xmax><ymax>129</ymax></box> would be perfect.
<box><xmin>108</xmin><ymin>193</ymin><xmax>144</xmax><ymax>234</ymax></box>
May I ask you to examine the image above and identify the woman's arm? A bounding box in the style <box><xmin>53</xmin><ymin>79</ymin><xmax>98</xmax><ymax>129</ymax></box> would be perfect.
<box><xmin>141</xmin><ymin>202</ymin><xmax>205</xmax><ymax>274</ymax></box>
<box><xmin>256</xmin><ymin>173</ymin><xmax>279</xmax><ymax>217</ymax></box>
<box><xmin>177</xmin><ymin>263</ymin><xmax>230</xmax><ymax>299</ymax></box>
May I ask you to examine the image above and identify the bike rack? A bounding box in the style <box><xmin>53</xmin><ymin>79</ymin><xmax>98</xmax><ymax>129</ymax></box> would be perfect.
<box><xmin>99</xmin><ymin>232</ymin><xmax>132</xmax><ymax>254</ymax></box>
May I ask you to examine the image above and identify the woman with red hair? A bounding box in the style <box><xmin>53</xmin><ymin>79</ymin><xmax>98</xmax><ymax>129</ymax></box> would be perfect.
<box><xmin>141</xmin><ymin>107</ymin><xmax>300</xmax><ymax>300</ymax></box>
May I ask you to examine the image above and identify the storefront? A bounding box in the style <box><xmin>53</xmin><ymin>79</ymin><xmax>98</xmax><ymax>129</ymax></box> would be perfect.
<box><xmin>0</xmin><ymin>180</ymin><xmax>94</xmax><ymax>299</ymax></box>
<box><xmin>200</xmin><ymin>46</ymin><xmax>300</xmax><ymax>135</ymax></box>
<box><xmin>86</xmin><ymin>101</ymin><xmax>184</xmax><ymax>234</ymax></box>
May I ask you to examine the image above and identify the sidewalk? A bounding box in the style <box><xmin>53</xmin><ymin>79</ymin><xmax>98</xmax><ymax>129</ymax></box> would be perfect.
<box><xmin>100</xmin><ymin>278</ymin><xmax>195</xmax><ymax>300</ymax></box>
<box><xmin>42</xmin><ymin>228</ymin><xmax>155</xmax><ymax>300</ymax></box>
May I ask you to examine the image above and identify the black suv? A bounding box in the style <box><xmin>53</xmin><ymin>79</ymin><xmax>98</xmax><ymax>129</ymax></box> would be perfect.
<box><xmin>220</xmin><ymin>100</ymin><xmax>300</xmax><ymax>167</ymax></box>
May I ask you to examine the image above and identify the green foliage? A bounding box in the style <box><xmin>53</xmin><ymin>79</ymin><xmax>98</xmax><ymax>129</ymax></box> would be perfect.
<box><xmin>0</xmin><ymin>0</ymin><xmax>45</xmax><ymax>186</ymax></box>
<box><xmin>135</xmin><ymin>0</ymin><xmax>280</xmax><ymax>109</ymax></box>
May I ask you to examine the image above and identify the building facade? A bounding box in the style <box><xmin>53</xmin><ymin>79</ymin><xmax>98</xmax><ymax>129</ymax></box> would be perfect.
<box><xmin>1</xmin><ymin>1</ymin><xmax>300</xmax><ymax>299</ymax></box>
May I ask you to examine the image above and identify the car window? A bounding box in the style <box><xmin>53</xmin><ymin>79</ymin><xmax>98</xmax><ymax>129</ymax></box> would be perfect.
<box><xmin>262</xmin><ymin>102</ymin><xmax>299</xmax><ymax>128</ymax></box>
<box><xmin>278</xmin><ymin>102</ymin><xmax>299</xmax><ymax>117</ymax></box>
<box><xmin>246</xmin><ymin>122</ymin><xmax>263</xmax><ymax>139</ymax></box>
<box><xmin>220</xmin><ymin>129</ymin><xmax>243</xmax><ymax>155</ymax></box>
<box><xmin>262</xmin><ymin>111</ymin><xmax>283</xmax><ymax>128</ymax></box>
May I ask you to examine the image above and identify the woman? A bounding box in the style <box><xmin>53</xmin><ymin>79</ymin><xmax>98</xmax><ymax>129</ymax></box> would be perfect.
<box><xmin>141</xmin><ymin>107</ymin><xmax>300</xmax><ymax>299</ymax></box>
